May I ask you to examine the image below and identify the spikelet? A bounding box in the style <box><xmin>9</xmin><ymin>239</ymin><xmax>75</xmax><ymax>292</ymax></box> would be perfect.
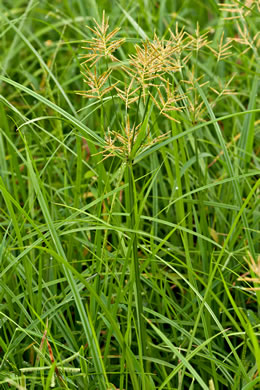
<box><xmin>208</xmin><ymin>31</ymin><xmax>233</xmax><ymax>62</ymax></box>
<box><xmin>81</xmin><ymin>10</ymin><xmax>125</xmax><ymax>67</ymax></box>
<box><xmin>125</xmin><ymin>32</ymin><xmax>181</xmax><ymax>100</ymax></box>
<box><xmin>149</xmin><ymin>81</ymin><xmax>185</xmax><ymax>123</ymax></box>
<box><xmin>218</xmin><ymin>1</ymin><xmax>259</xmax><ymax>20</ymax></box>
<box><xmin>115</xmin><ymin>78</ymin><xmax>141</xmax><ymax>109</ymax></box>
<box><xmin>237</xmin><ymin>252</ymin><xmax>260</xmax><ymax>291</ymax></box>
<box><xmin>77</xmin><ymin>67</ymin><xmax>118</xmax><ymax>100</ymax></box>
<box><xmin>98</xmin><ymin>116</ymin><xmax>169</xmax><ymax>161</ymax></box>
<box><xmin>210</xmin><ymin>73</ymin><xmax>237</xmax><ymax>100</ymax></box>
<box><xmin>186</xmin><ymin>22</ymin><xmax>210</xmax><ymax>52</ymax></box>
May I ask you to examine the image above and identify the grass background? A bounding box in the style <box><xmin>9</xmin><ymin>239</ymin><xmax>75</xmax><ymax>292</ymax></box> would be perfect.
<box><xmin>0</xmin><ymin>0</ymin><xmax>259</xmax><ymax>389</ymax></box>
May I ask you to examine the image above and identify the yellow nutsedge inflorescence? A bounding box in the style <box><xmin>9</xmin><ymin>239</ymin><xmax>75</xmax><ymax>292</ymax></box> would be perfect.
<box><xmin>181</xmin><ymin>67</ymin><xmax>209</xmax><ymax>91</ymax></box>
<box><xmin>208</xmin><ymin>31</ymin><xmax>233</xmax><ymax>62</ymax></box>
<box><xmin>124</xmin><ymin>33</ymin><xmax>181</xmax><ymax>101</ymax></box>
<box><xmin>230</xmin><ymin>23</ymin><xmax>260</xmax><ymax>55</ymax></box>
<box><xmin>186</xmin><ymin>22</ymin><xmax>211</xmax><ymax>53</ymax></box>
<box><xmin>218</xmin><ymin>2</ymin><xmax>244</xmax><ymax>20</ymax></box>
<box><xmin>96</xmin><ymin>116</ymin><xmax>169</xmax><ymax>162</ymax></box>
<box><xmin>115</xmin><ymin>78</ymin><xmax>141</xmax><ymax>109</ymax></box>
<box><xmin>77</xmin><ymin>66</ymin><xmax>118</xmax><ymax>100</ymax></box>
<box><xmin>168</xmin><ymin>22</ymin><xmax>187</xmax><ymax>53</ymax></box>
<box><xmin>217</xmin><ymin>1</ymin><xmax>259</xmax><ymax>55</ymax></box>
<box><xmin>78</xmin><ymin>11</ymin><xmax>192</xmax><ymax>161</ymax></box>
<box><xmin>81</xmin><ymin>10</ymin><xmax>125</xmax><ymax>66</ymax></box>
<box><xmin>210</xmin><ymin>73</ymin><xmax>238</xmax><ymax>102</ymax></box>
<box><xmin>96</xmin><ymin>118</ymin><xmax>142</xmax><ymax>161</ymax></box>
<box><xmin>79</xmin><ymin>9</ymin><xmax>257</xmax><ymax>161</ymax></box>
<box><xmin>149</xmin><ymin>81</ymin><xmax>185</xmax><ymax>123</ymax></box>
<box><xmin>180</xmin><ymin>67</ymin><xmax>209</xmax><ymax>123</ymax></box>
<box><xmin>218</xmin><ymin>1</ymin><xmax>259</xmax><ymax>20</ymax></box>
<box><xmin>237</xmin><ymin>252</ymin><xmax>260</xmax><ymax>291</ymax></box>
<box><xmin>168</xmin><ymin>23</ymin><xmax>192</xmax><ymax>66</ymax></box>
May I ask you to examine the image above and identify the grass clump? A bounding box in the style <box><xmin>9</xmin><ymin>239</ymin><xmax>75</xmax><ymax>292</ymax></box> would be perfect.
<box><xmin>0</xmin><ymin>1</ymin><xmax>259</xmax><ymax>389</ymax></box>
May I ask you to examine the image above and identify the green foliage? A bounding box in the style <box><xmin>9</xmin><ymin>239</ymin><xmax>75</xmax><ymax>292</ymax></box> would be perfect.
<box><xmin>0</xmin><ymin>0</ymin><xmax>259</xmax><ymax>389</ymax></box>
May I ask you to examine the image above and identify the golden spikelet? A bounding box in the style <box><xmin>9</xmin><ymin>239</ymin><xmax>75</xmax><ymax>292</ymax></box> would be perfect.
<box><xmin>238</xmin><ymin>252</ymin><xmax>260</xmax><ymax>291</ymax></box>
<box><xmin>115</xmin><ymin>78</ymin><xmax>141</xmax><ymax>109</ymax></box>
<box><xmin>230</xmin><ymin>23</ymin><xmax>259</xmax><ymax>54</ymax></box>
<box><xmin>77</xmin><ymin>66</ymin><xmax>118</xmax><ymax>100</ymax></box>
<box><xmin>99</xmin><ymin>116</ymin><xmax>169</xmax><ymax>161</ymax></box>
<box><xmin>208</xmin><ymin>31</ymin><xmax>233</xmax><ymax>62</ymax></box>
<box><xmin>81</xmin><ymin>10</ymin><xmax>125</xmax><ymax>67</ymax></box>
<box><xmin>125</xmin><ymin>33</ymin><xmax>181</xmax><ymax>99</ymax></box>
<box><xmin>218</xmin><ymin>1</ymin><xmax>258</xmax><ymax>20</ymax></box>
<box><xmin>149</xmin><ymin>81</ymin><xmax>185</xmax><ymax>123</ymax></box>
<box><xmin>210</xmin><ymin>73</ymin><xmax>237</xmax><ymax>101</ymax></box>
<box><xmin>186</xmin><ymin>22</ymin><xmax>210</xmax><ymax>52</ymax></box>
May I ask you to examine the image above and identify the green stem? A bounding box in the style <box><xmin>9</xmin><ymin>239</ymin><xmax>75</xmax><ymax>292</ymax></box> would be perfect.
<box><xmin>126</xmin><ymin>161</ymin><xmax>146</xmax><ymax>357</ymax></box>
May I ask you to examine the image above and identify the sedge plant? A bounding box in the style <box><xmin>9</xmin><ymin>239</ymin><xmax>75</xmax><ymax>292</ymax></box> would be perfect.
<box><xmin>0</xmin><ymin>1</ymin><xmax>259</xmax><ymax>389</ymax></box>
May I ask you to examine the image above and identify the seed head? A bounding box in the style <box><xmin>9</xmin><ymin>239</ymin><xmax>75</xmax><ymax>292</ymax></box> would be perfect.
<box><xmin>77</xmin><ymin>66</ymin><xmax>118</xmax><ymax>100</ymax></box>
<box><xmin>208</xmin><ymin>31</ymin><xmax>233</xmax><ymax>62</ymax></box>
<box><xmin>149</xmin><ymin>81</ymin><xmax>185</xmax><ymax>123</ymax></box>
<box><xmin>237</xmin><ymin>252</ymin><xmax>260</xmax><ymax>291</ymax></box>
<box><xmin>81</xmin><ymin>10</ymin><xmax>125</xmax><ymax>67</ymax></box>
<box><xmin>115</xmin><ymin>78</ymin><xmax>141</xmax><ymax>109</ymax></box>
<box><xmin>125</xmin><ymin>33</ymin><xmax>181</xmax><ymax>100</ymax></box>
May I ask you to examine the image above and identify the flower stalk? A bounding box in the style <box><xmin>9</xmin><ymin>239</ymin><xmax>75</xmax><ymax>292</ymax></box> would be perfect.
<box><xmin>126</xmin><ymin>160</ymin><xmax>146</xmax><ymax>356</ymax></box>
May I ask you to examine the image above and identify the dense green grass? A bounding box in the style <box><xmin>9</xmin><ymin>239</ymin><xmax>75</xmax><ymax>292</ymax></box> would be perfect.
<box><xmin>0</xmin><ymin>1</ymin><xmax>259</xmax><ymax>389</ymax></box>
